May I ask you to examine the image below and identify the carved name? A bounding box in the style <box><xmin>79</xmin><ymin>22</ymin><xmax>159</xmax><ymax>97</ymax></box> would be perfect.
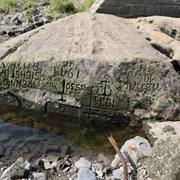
<box><xmin>0</xmin><ymin>60</ymin><xmax>166</xmax><ymax>120</ymax></box>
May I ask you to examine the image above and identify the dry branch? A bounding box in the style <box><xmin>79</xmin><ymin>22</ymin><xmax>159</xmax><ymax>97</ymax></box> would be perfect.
<box><xmin>108</xmin><ymin>135</ymin><xmax>128</xmax><ymax>180</ymax></box>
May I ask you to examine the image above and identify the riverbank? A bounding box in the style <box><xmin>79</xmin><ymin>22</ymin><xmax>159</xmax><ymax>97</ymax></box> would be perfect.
<box><xmin>0</xmin><ymin>135</ymin><xmax>152</xmax><ymax>180</ymax></box>
<box><xmin>0</xmin><ymin>105</ymin><xmax>150</xmax><ymax>179</ymax></box>
<box><xmin>1</xmin><ymin>118</ymin><xmax>180</xmax><ymax>179</ymax></box>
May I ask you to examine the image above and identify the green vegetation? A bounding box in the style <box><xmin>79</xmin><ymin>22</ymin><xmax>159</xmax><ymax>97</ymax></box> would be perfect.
<box><xmin>0</xmin><ymin>0</ymin><xmax>95</xmax><ymax>14</ymax></box>
<box><xmin>50</xmin><ymin>0</ymin><xmax>76</xmax><ymax>13</ymax></box>
<box><xmin>0</xmin><ymin>0</ymin><xmax>18</xmax><ymax>13</ymax></box>
<box><xmin>50</xmin><ymin>0</ymin><xmax>95</xmax><ymax>13</ymax></box>
<box><xmin>75</xmin><ymin>0</ymin><xmax>95</xmax><ymax>12</ymax></box>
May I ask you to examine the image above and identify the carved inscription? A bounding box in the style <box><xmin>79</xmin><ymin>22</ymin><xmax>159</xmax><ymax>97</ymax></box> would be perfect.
<box><xmin>0</xmin><ymin>60</ymin><xmax>166</xmax><ymax>120</ymax></box>
<box><xmin>53</xmin><ymin>61</ymin><xmax>80</xmax><ymax>78</ymax></box>
<box><xmin>91</xmin><ymin>75</ymin><xmax>115</xmax><ymax>108</ymax></box>
<box><xmin>88</xmin><ymin>75</ymin><xmax>129</xmax><ymax>111</ymax></box>
<box><xmin>0</xmin><ymin>62</ymin><xmax>42</xmax><ymax>89</ymax></box>
<box><xmin>126</xmin><ymin>70</ymin><xmax>162</xmax><ymax>93</ymax></box>
<box><xmin>40</xmin><ymin>62</ymin><xmax>85</xmax><ymax>96</ymax></box>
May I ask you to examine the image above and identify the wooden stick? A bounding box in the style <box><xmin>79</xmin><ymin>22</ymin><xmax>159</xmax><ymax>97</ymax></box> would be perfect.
<box><xmin>108</xmin><ymin>135</ymin><xmax>128</xmax><ymax>180</ymax></box>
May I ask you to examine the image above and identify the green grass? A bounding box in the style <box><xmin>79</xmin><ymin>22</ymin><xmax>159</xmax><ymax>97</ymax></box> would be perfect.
<box><xmin>0</xmin><ymin>0</ymin><xmax>19</xmax><ymax>13</ymax></box>
<box><xmin>50</xmin><ymin>0</ymin><xmax>95</xmax><ymax>13</ymax></box>
<box><xmin>50</xmin><ymin>0</ymin><xmax>76</xmax><ymax>13</ymax></box>
<box><xmin>0</xmin><ymin>0</ymin><xmax>95</xmax><ymax>14</ymax></box>
<box><xmin>75</xmin><ymin>0</ymin><xmax>95</xmax><ymax>12</ymax></box>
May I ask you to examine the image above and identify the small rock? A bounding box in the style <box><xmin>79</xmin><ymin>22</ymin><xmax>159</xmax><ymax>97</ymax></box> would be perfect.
<box><xmin>44</xmin><ymin>160</ymin><xmax>57</xmax><ymax>170</ymax></box>
<box><xmin>97</xmin><ymin>153</ymin><xmax>111</xmax><ymax>166</ymax></box>
<box><xmin>41</xmin><ymin>17</ymin><xmax>49</xmax><ymax>24</ymax></box>
<box><xmin>111</xmin><ymin>157</ymin><xmax>122</xmax><ymax>168</ymax></box>
<box><xmin>75</xmin><ymin>157</ymin><xmax>91</xmax><ymax>169</ymax></box>
<box><xmin>62</xmin><ymin>166</ymin><xmax>71</xmax><ymax>173</ymax></box>
<box><xmin>92</xmin><ymin>162</ymin><xmax>104</xmax><ymax>171</ymax></box>
<box><xmin>112</xmin><ymin>166</ymin><xmax>123</xmax><ymax>180</ymax></box>
<box><xmin>10</xmin><ymin>13</ymin><xmax>22</xmax><ymax>25</ymax></box>
<box><xmin>0</xmin><ymin>157</ymin><xmax>31</xmax><ymax>180</ymax></box>
<box><xmin>78</xmin><ymin>167</ymin><xmax>96</xmax><ymax>180</ymax></box>
<box><xmin>33</xmin><ymin>16</ymin><xmax>43</xmax><ymax>27</ymax></box>
<box><xmin>113</xmin><ymin>136</ymin><xmax>152</xmax><ymax>166</ymax></box>
<box><xmin>96</xmin><ymin>169</ymin><xmax>103</xmax><ymax>178</ymax></box>
<box><xmin>30</xmin><ymin>172</ymin><xmax>46</xmax><ymax>180</ymax></box>
<box><xmin>32</xmin><ymin>8</ymin><xmax>42</xmax><ymax>16</ymax></box>
<box><xmin>103</xmin><ymin>166</ymin><xmax>110</xmax><ymax>174</ymax></box>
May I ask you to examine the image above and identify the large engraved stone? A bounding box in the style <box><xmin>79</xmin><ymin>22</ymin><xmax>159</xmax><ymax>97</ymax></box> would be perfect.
<box><xmin>146</xmin><ymin>136</ymin><xmax>180</xmax><ymax>180</ymax></box>
<box><xmin>0</xmin><ymin>12</ymin><xmax>179</xmax><ymax>122</ymax></box>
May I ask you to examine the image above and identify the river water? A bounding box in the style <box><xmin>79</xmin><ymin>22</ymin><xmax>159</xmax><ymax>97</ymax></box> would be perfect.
<box><xmin>0</xmin><ymin>119</ymin><xmax>76</xmax><ymax>164</ymax></box>
<box><xmin>0</xmin><ymin>105</ymin><xmax>145</xmax><ymax>165</ymax></box>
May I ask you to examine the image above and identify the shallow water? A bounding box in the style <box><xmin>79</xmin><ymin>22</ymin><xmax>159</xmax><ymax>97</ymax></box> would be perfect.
<box><xmin>0</xmin><ymin>105</ymin><xmax>146</xmax><ymax>165</ymax></box>
<box><xmin>0</xmin><ymin>119</ymin><xmax>84</xmax><ymax>165</ymax></box>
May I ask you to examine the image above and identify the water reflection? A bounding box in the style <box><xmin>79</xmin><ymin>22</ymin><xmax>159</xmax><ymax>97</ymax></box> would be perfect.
<box><xmin>0</xmin><ymin>106</ymin><xmax>146</xmax><ymax>165</ymax></box>
<box><xmin>0</xmin><ymin>119</ymin><xmax>81</xmax><ymax>165</ymax></box>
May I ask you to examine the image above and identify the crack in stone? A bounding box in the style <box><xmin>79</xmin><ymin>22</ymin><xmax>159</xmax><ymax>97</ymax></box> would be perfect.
<box><xmin>151</xmin><ymin>43</ymin><xmax>174</xmax><ymax>59</ymax></box>
<box><xmin>171</xmin><ymin>60</ymin><xmax>180</xmax><ymax>75</ymax></box>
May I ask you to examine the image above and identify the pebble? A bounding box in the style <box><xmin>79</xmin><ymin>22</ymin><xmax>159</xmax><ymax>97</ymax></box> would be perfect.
<box><xmin>112</xmin><ymin>166</ymin><xmax>123</xmax><ymax>179</ymax></box>
<box><xmin>75</xmin><ymin>157</ymin><xmax>91</xmax><ymax>169</ymax></box>
<box><xmin>78</xmin><ymin>167</ymin><xmax>96</xmax><ymax>180</ymax></box>
<box><xmin>29</xmin><ymin>172</ymin><xmax>46</xmax><ymax>180</ymax></box>
<box><xmin>0</xmin><ymin>136</ymin><xmax>152</xmax><ymax>180</ymax></box>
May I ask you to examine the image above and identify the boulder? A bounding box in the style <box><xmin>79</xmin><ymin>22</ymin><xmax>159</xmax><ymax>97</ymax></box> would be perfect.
<box><xmin>146</xmin><ymin>136</ymin><xmax>180</xmax><ymax>180</ymax></box>
<box><xmin>0</xmin><ymin>12</ymin><xmax>179</xmax><ymax>123</ymax></box>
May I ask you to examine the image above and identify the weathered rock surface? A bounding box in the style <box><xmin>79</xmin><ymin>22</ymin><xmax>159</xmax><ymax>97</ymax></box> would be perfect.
<box><xmin>129</xmin><ymin>16</ymin><xmax>180</xmax><ymax>64</ymax></box>
<box><xmin>0</xmin><ymin>12</ymin><xmax>179</xmax><ymax>122</ymax></box>
<box><xmin>143</xmin><ymin>120</ymin><xmax>180</xmax><ymax>145</ymax></box>
<box><xmin>0</xmin><ymin>157</ymin><xmax>31</xmax><ymax>180</ymax></box>
<box><xmin>146</xmin><ymin>136</ymin><xmax>180</xmax><ymax>180</ymax></box>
